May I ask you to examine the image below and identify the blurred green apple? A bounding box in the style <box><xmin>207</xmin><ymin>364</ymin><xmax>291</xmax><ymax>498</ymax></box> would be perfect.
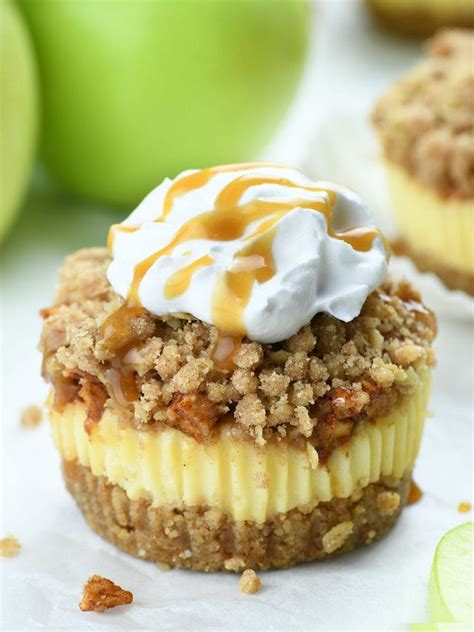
<box><xmin>0</xmin><ymin>1</ymin><xmax>37</xmax><ymax>239</ymax></box>
<box><xmin>18</xmin><ymin>0</ymin><xmax>310</xmax><ymax>207</ymax></box>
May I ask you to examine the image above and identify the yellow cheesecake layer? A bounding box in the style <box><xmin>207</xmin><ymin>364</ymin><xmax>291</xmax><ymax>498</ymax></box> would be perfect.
<box><xmin>50</xmin><ymin>369</ymin><xmax>430</xmax><ymax>523</ymax></box>
<box><xmin>386</xmin><ymin>163</ymin><xmax>474</xmax><ymax>274</ymax></box>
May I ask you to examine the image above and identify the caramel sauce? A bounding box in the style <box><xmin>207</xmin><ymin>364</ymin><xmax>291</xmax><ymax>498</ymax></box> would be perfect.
<box><xmin>105</xmin><ymin>364</ymin><xmax>140</xmax><ymax>408</ymax></box>
<box><xmin>164</xmin><ymin>255</ymin><xmax>213</xmax><ymax>300</ymax></box>
<box><xmin>214</xmin><ymin>174</ymin><xmax>336</xmax><ymax>210</ymax></box>
<box><xmin>99</xmin><ymin>304</ymin><xmax>145</xmax><ymax>406</ymax></box>
<box><xmin>162</xmin><ymin>162</ymin><xmax>282</xmax><ymax>219</ymax></box>
<box><xmin>127</xmin><ymin>197</ymin><xmax>323</xmax><ymax>308</ymax></box>
<box><xmin>407</xmin><ymin>480</ymin><xmax>423</xmax><ymax>505</ymax></box>
<box><xmin>107</xmin><ymin>223</ymin><xmax>140</xmax><ymax>251</ymax></box>
<box><xmin>212</xmin><ymin>228</ymin><xmax>276</xmax><ymax>335</ymax></box>
<box><xmin>104</xmin><ymin>164</ymin><xmax>386</xmax><ymax>374</ymax></box>
<box><xmin>101</xmin><ymin>303</ymin><xmax>145</xmax><ymax>352</ymax></box>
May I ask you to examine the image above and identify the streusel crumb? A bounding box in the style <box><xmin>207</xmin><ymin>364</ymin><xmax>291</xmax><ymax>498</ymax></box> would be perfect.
<box><xmin>79</xmin><ymin>575</ymin><xmax>133</xmax><ymax>612</ymax></box>
<box><xmin>20</xmin><ymin>404</ymin><xmax>42</xmax><ymax>428</ymax></box>
<box><xmin>224</xmin><ymin>556</ymin><xmax>246</xmax><ymax>572</ymax></box>
<box><xmin>322</xmin><ymin>521</ymin><xmax>354</xmax><ymax>554</ymax></box>
<box><xmin>377</xmin><ymin>491</ymin><xmax>401</xmax><ymax>516</ymax></box>
<box><xmin>372</xmin><ymin>29</ymin><xmax>474</xmax><ymax>198</ymax></box>
<box><xmin>40</xmin><ymin>249</ymin><xmax>436</xmax><ymax>452</ymax></box>
<box><xmin>239</xmin><ymin>569</ymin><xmax>262</xmax><ymax>594</ymax></box>
<box><xmin>0</xmin><ymin>535</ymin><xmax>21</xmax><ymax>558</ymax></box>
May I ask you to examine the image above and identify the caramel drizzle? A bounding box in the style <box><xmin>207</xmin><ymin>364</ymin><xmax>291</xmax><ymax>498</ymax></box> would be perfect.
<box><xmin>105</xmin><ymin>164</ymin><xmax>384</xmax><ymax>371</ymax></box>
<box><xmin>100</xmin><ymin>303</ymin><xmax>144</xmax><ymax>405</ymax></box>
<box><xmin>161</xmin><ymin>162</ymin><xmax>284</xmax><ymax>219</ymax></box>
<box><xmin>164</xmin><ymin>255</ymin><xmax>213</xmax><ymax>299</ymax></box>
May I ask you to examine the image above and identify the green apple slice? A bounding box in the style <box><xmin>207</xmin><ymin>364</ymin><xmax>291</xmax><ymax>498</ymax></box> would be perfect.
<box><xmin>429</xmin><ymin>522</ymin><xmax>473</xmax><ymax>624</ymax></box>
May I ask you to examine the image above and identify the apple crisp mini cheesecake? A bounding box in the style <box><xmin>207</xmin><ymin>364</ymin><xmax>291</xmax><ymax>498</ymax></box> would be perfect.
<box><xmin>372</xmin><ymin>29</ymin><xmax>474</xmax><ymax>295</ymax></box>
<box><xmin>40</xmin><ymin>163</ymin><xmax>436</xmax><ymax>571</ymax></box>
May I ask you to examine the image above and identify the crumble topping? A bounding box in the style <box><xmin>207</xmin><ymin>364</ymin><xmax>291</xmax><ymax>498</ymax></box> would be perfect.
<box><xmin>239</xmin><ymin>569</ymin><xmax>262</xmax><ymax>594</ymax></box>
<box><xmin>372</xmin><ymin>29</ymin><xmax>474</xmax><ymax>198</ymax></box>
<box><xmin>40</xmin><ymin>248</ymin><xmax>435</xmax><ymax>452</ymax></box>
<box><xmin>0</xmin><ymin>535</ymin><xmax>21</xmax><ymax>558</ymax></box>
<box><xmin>20</xmin><ymin>404</ymin><xmax>43</xmax><ymax>428</ymax></box>
<box><xmin>79</xmin><ymin>575</ymin><xmax>133</xmax><ymax>612</ymax></box>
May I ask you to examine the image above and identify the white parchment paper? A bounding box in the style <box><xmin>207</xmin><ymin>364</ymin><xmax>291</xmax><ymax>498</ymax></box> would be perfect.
<box><xmin>1</xmin><ymin>2</ymin><xmax>473</xmax><ymax>630</ymax></box>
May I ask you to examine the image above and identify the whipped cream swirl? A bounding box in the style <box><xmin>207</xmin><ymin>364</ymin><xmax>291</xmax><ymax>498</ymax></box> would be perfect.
<box><xmin>107</xmin><ymin>164</ymin><xmax>388</xmax><ymax>343</ymax></box>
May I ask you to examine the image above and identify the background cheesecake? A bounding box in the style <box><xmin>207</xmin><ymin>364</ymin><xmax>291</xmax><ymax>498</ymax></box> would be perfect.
<box><xmin>366</xmin><ymin>0</ymin><xmax>474</xmax><ymax>36</ymax></box>
<box><xmin>372</xmin><ymin>29</ymin><xmax>474</xmax><ymax>295</ymax></box>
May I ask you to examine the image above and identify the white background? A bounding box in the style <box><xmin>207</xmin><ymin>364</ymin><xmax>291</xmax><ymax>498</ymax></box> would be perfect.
<box><xmin>1</xmin><ymin>1</ymin><xmax>473</xmax><ymax>630</ymax></box>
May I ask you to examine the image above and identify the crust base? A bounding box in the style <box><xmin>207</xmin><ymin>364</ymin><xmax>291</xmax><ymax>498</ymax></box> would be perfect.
<box><xmin>63</xmin><ymin>459</ymin><xmax>412</xmax><ymax>572</ymax></box>
<box><xmin>393</xmin><ymin>239</ymin><xmax>474</xmax><ymax>296</ymax></box>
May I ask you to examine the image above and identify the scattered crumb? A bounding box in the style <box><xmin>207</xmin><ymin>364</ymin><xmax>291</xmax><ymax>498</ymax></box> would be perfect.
<box><xmin>458</xmin><ymin>502</ymin><xmax>472</xmax><ymax>513</ymax></box>
<box><xmin>20</xmin><ymin>404</ymin><xmax>43</xmax><ymax>428</ymax></box>
<box><xmin>0</xmin><ymin>535</ymin><xmax>21</xmax><ymax>558</ymax></box>
<box><xmin>239</xmin><ymin>569</ymin><xmax>262</xmax><ymax>594</ymax></box>
<box><xmin>407</xmin><ymin>480</ymin><xmax>423</xmax><ymax>505</ymax></box>
<box><xmin>156</xmin><ymin>562</ymin><xmax>171</xmax><ymax>572</ymax></box>
<box><xmin>322</xmin><ymin>521</ymin><xmax>353</xmax><ymax>554</ymax></box>
<box><xmin>376</xmin><ymin>491</ymin><xmax>401</xmax><ymax>516</ymax></box>
<box><xmin>224</xmin><ymin>556</ymin><xmax>246</xmax><ymax>572</ymax></box>
<box><xmin>79</xmin><ymin>575</ymin><xmax>133</xmax><ymax>612</ymax></box>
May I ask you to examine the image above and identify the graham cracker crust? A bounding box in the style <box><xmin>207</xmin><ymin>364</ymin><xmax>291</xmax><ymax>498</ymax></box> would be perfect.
<box><xmin>63</xmin><ymin>459</ymin><xmax>412</xmax><ymax>572</ymax></box>
<box><xmin>393</xmin><ymin>239</ymin><xmax>474</xmax><ymax>296</ymax></box>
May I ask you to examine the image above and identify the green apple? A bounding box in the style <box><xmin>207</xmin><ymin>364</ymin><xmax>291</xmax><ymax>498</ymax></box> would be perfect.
<box><xmin>0</xmin><ymin>0</ymin><xmax>37</xmax><ymax>239</ymax></box>
<box><xmin>18</xmin><ymin>0</ymin><xmax>310</xmax><ymax>207</ymax></box>
<box><xmin>429</xmin><ymin>522</ymin><xmax>473</xmax><ymax>624</ymax></box>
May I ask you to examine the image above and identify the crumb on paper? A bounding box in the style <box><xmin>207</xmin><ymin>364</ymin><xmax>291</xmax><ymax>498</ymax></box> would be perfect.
<box><xmin>79</xmin><ymin>575</ymin><xmax>133</xmax><ymax>612</ymax></box>
<box><xmin>239</xmin><ymin>569</ymin><xmax>261</xmax><ymax>594</ymax></box>
<box><xmin>458</xmin><ymin>501</ymin><xmax>472</xmax><ymax>513</ymax></box>
<box><xmin>156</xmin><ymin>562</ymin><xmax>171</xmax><ymax>572</ymax></box>
<box><xmin>20</xmin><ymin>404</ymin><xmax>43</xmax><ymax>428</ymax></box>
<box><xmin>0</xmin><ymin>535</ymin><xmax>21</xmax><ymax>558</ymax></box>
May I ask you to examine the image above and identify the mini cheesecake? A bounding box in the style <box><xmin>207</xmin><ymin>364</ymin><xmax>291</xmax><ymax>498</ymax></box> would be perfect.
<box><xmin>40</xmin><ymin>165</ymin><xmax>436</xmax><ymax>571</ymax></box>
<box><xmin>372</xmin><ymin>29</ymin><xmax>474</xmax><ymax>295</ymax></box>
<box><xmin>366</xmin><ymin>0</ymin><xmax>474</xmax><ymax>36</ymax></box>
